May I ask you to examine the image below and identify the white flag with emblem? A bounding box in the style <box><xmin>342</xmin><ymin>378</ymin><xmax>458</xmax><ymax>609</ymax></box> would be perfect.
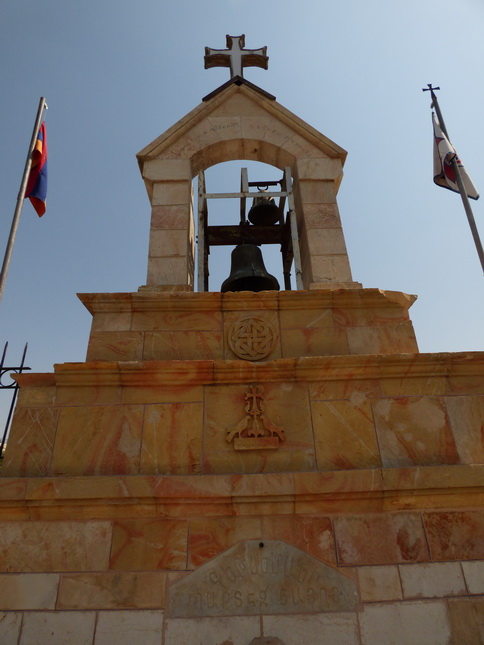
<box><xmin>433</xmin><ymin>112</ymin><xmax>479</xmax><ymax>200</ymax></box>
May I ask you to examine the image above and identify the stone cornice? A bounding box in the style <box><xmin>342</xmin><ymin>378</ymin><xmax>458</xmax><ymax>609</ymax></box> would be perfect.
<box><xmin>13</xmin><ymin>351</ymin><xmax>484</xmax><ymax>389</ymax></box>
<box><xmin>0</xmin><ymin>465</ymin><xmax>483</xmax><ymax>520</ymax></box>
<box><xmin>77</xmin><ymin>288</ymin><xmax>417</xmax><ymax>315</ymax></box>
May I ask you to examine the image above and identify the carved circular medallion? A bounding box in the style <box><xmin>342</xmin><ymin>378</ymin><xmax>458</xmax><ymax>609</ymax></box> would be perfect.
<box><xmin>228</xmin><ymin>317</ymin><xmax>277</xmax><ymax>361</ymax></box>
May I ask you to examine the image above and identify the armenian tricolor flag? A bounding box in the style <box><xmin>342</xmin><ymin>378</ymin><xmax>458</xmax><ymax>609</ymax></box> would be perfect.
<box><xmin>25</xmin><ymin>121</ymin><xmax>48</xmax><ymax>216</ymax></box>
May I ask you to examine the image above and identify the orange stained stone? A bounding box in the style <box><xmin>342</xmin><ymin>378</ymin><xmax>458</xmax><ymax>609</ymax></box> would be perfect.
<box><xmin>140</xmin><ymin>402</ymin><xmax>203</xmax><ymax>475</ymax></box>
<box><xmin>423</xmin><ymin>510</ymin><xmax>484</xmax><ymax>561</ymax></box>
<box><xmin>2</xmin><ymin>407</ymin><xmax>59</xmax><ymax>477</ymax></box>
<box><xmin>0</xmin><ymin>520</ymin><xmax>112</xmax><ymax>572</ymax></box>
<box><xmin>312</xmin><ymin>398</ymin><xmax>381</xmax><ymax>470</ymax></box>
<box><xmin>372</xmin><ymin>396</ymin><xmax>459</xmax><ymax>468</ymax></box>
<box><xmin>109</xmin><ymin>518</ymin><xmax>188</xmax><ymax>570</ymax></box>
<box><xmin>188</xmin><ymin>516</ymin><xmax>262</xmax><ymax>568</ymax></box>
<box><xmin>262</xmin><ymin>515</ymin><xmax>336</xmax><ymax>564</ymax></box>
<box><xmin>57</xmin><ymin>571</ymin><xmax>169</xmax><ymax>609</ymax></box>
<box><xmin>280</xmin><ymin>326</ymin><xmax>349</xmax><ymax>358</ymax></box>
<box><xmin>204</xmin><ymin>382</ymin><xmax>315</xmax><ymax>474</ymax></box>
<box><xmin>86</xmin><ymin>331</ymin><xmax>144</xmax><ymax>361</ymax></box>
<box><xmin>51</xmin><ymin>405</ymin><xmax>144</xmax><ymax>476</ymax></box>
<box><xmin>131</xmin><ymin>308</ymin><xmax>222</xmax><ymax>332</ymax></box>
<box><xmin>444</xmin><ymin>395</ymin><xmax>484</xmax><ymax>464</ymax></box>
<box><xmin>335</xmin><ymin>513</ymin><xmax>429</xmax><ymax>565</ymax></box>
<box><xmin>154</xmin><ymin>474</ymin><xmax>232</xmax><ymax>500</ymax></box>
<box><xmin>143</xmin><ymin>330</ymin><xmax>223</xmax><ymax>361</ymax></box>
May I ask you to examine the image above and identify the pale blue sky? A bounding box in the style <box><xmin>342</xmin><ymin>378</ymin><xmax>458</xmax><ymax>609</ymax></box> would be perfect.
<box><xmin>1</xmin><ymin>0</ymin><xmax>484</xmax><ymax>425</ymax></box>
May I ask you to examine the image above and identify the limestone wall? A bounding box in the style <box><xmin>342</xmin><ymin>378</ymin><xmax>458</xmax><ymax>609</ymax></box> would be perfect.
<box><xmin>0</xmin><ymin>468</ymin><xmax>483</xmax><ymax>643</ymax></box>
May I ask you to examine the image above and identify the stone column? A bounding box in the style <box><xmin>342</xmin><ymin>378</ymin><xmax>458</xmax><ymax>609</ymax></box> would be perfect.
<box><xmin>294</xmin><ymin>158</ymin><xmax>361</xmax><ymax>290</ymax></box>
<box><xmin>140</xmin><ymin>159</ymin><xmax>194</xmax><ymax>290</ymax></box>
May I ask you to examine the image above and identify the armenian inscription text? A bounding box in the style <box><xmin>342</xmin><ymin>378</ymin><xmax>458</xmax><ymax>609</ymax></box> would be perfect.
<box><xmin>169</xmin><ymin>540</ymin><xmax>357</xmax><ymax>617</ymax></box>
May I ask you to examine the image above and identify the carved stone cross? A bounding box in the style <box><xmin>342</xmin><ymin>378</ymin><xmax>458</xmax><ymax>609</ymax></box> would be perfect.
<box><xmin>204</xmin><ymin>34</ymin><xmax>268</xmax><ymax>79</ymax></box>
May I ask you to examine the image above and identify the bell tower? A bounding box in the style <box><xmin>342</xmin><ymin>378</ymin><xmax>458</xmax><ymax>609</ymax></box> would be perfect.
<box><xmin>137</xmin><ymin>35</ymin><xmax>359</xmax><ymax>293</ymax></box>
<box><xmin>1</xmin><ymin>35</ymin><xmax>484</xmax><ymax>645</ymax></box>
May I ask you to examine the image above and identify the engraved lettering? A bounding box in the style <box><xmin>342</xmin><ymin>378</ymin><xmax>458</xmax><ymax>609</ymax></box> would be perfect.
<box><xmin>169</xmin><ymin>540</ymin><xmax>358</xmax><ymax>618</ymax></box>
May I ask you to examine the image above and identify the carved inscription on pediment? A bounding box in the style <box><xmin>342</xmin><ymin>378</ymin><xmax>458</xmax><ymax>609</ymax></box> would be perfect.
<box><xmin>169</xmin><ymin>540</ymin><xmax>358</xmax><ymax>617</ymax></box>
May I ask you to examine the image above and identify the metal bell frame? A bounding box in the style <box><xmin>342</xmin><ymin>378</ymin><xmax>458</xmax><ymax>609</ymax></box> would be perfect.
<box><xmin>197</xmin><ymin>166</ymin><xmax>304</xmax><ymax>292</ymax></box>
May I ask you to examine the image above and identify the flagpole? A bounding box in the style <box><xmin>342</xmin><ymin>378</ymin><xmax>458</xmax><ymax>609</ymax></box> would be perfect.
<box><xmin>424</xmin><ymin>85</ymin><xmax>484</xmax><ymax>274</ymax></box>
<box><xmin>0</xmin><ymin>97</ymin><xmax>48</xmax><ymax>302</ymax></box>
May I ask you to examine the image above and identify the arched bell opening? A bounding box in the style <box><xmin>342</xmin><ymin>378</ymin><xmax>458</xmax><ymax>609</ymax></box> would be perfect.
<box><xmin>194</xmin><ymin>160</ymin><xmax>303</xmax><ymax>293</ymax></box>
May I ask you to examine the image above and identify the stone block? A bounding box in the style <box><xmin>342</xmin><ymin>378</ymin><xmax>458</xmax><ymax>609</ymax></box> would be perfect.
<box><xmin>424</xmin><ymin>510</ymin><xmax>484</xmax><ymax>560</ymax></box>
<box><xmin>358</xmin><ymin>565</ymin><xmax>402</xmax><ymax>602</ymax></box>
<box><xmin>131</xmin><ymin>307</ymin><xmax>222</xmax><ymax>332</ymax></box>
<box><xmin>0</xmin><ymin>520</ymin><xmax>112</xmax><ymax>572</ymax></box>
<box><xmin>52</xmin><ymin>405</ymin><xmax>144</xmax><ymax>476</ymax></box>
<box><xmin>280</xmin><ymin>326</ymin><xmax>349</xmax><ymax>357</ymax></box>
<box><xmin>278</xmin><ymin>302</ymin><xmax>334</xmax><ymax>330</ymax></box>
<box><xmin>298</xmin><ymin>179</ymin><xmax>337</xmax><ymax>204</ymax></box>
<box><xmin>2</xmin><ymin>407</ymin><xmax>59</xmax><ymax>477</ymax></box>
<box><xmin>312</xmin><ymin>399</ymin><xmax>381</xmax><ymax>470</ymax></box>
<box><xmin>188</xmin><ymin>517</ymin><xmax>262</xmax><ymax>568</ymax></box>
<box><xmin>445</xmin><ymin>395</ymin><xmax>484</xmax><ymax>464</ymax></box>
<box><xmin>240</xmin><ymin>115</ymin><xmax>271</xmax><ymax>140</ymax></box>
<box><xmin>109</xmin><ymin>518</ymin><xmax>187</xmax><ymax>570</ymax></box>
<box><xmin>0</xmin><ymin>573</ymin><xmax>59</xmax><ymax>610</ymax></box>
<box><xmin>16</xmin><ymin>383</ymin><xmax>55</xmax><ymax>407</ymax></box>
<box><xmin>148</xmin><ymin>229</ymin><xmax>188</xmax><ymax>257</ymax></box>
<box><xmin>150</xmin><ymin>204</ymin><xmax>191</xmax><ymax>230</ymax></box>
<box><xmin>91</xmin><ymin>312</ymin><xmax>132</xmax><ymax>332</ymax></box>
<box><xmin>296</xmin><ymin>157</ymin><xmax>343</xmax><ymax>181</ymax></box>
<box><xmin>94</xmin><ymin>610</ymin><xmax>163</xmax><ymax>645</ymax></box>
<box><xmin>207</xmin><ymin>116</ymin><xmax>242</xmax><ymax>140</ymax></box>
<box><xmin>380</xmin><ymin>376</ymin><xmax>450</xmax><ymax>397</ymax></box>
<box><xmin>57</xmin><ymin>571</ymin><xmax>168</xmax><ymax>609</ymax></box>
<box><xmin>20</xmin><ymin>611</ymin><xmax>96</xmax><ymax>645</ymax></box>
<box><xmin>86</xmin><ymin>331</ymin><xmax>144</xmax><ymax>361</ymax></box>
<box><xmin>346</xmin><ymin>322</ymin><xmax>418</xmax><ymax>355</ymax></box>
<box><xmin>372</xmin><ymin>396</ymin><xmax>459</xmax><ymax>468</ymax></box>
<box><xmin>203</xmin><ymin>383</ymin><xmax>316</xmax><ymax>475</ymax></box>
<box><xmin>147</xmin><ymin>256</ymin><xmax>191</xmax><ymax>286</ymax></box>
<box><xmin>399</xmin><ymin>562</ymin><xmax>466</xmax><ymax>598</ymax></box>
<box><xmin>334</xmin><ymin>513</ymin><xmax>429</xmax><ymax>565</ymax></box>
<box><xmin>121</xmin><ymin>383</ymin><xmax>203</xmax><ymax>405</ymax></box>
<box><xmin>309</xmin><ymin>378</ymin><xmax>381</xmax><ymax>401</ymax></box>
<box><xmin>142</xmin><ymin>158</ymin><xmax>191</xmax><ymax>181</ymax></box>
<box><xmin>263</xmin><ymin>613</ymin><xmax>359</xmax><ymax>645</ymax></box>
<box><xmin>262</xmin><ymin>515</ymin><xmax>336</xmax><ymax>565</ymax></box>
<box><xmin>143</xmin><ymin>330</ymin><xmax>223</xmax><ymax>360</ymax></box>
<box><xmin>462</xmin><ymin>561</ymin><xmax>484</xmax><ymax>594</ymax></box>
<box><xmin>358</xmin><ymin>600</ymin><xmax>450</xmax><ymax>645</ymax></box>
<box><xmin>164</xmin><ymin>616</ymin><xmax>260</xmax><ymax>645</ymax></box>
<box><xmin>0</xmin><ymin>612</ymin><xmax>22</xmax><ymax>645</ymax></box>
<box><xmin>151</xmin><ymin>180</ymin><xmax>191</xmax><ymax>206</ymax></box>
<box><xmin>447</xmin><ymin>598</ymin><xmax>484</xmax><ymax>644</ymax></box>
<box><xmin>307</xmin><ymin>228</ymin><xmax>348</xmax><ymax>256</ymax></box>
<box><xmin>140</xmin><ymin>402</ymin><xmax>203</xmax><ymax>474</ymax></box>
<box><xmin>302</xmin><ymin>203</ymin><xmax>342</xmax><ymax>228</ymax></box>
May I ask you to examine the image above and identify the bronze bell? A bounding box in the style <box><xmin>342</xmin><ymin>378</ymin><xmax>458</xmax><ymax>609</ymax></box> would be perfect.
<box><xmin>221</xmin><ymin>245</ymin><xmax>280</xmax><ymax>292</ymax></box>
<box><xmin>248</xmin><ymin>195</ymin><xmax>280</xmax><ymax>226</ymax></box>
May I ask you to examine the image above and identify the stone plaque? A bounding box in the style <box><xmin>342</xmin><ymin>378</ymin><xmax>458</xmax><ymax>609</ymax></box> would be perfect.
<box><xmin>169</xmin><ymin>540</ymin><xmax>358</xmax><ymax>617</ymax></box>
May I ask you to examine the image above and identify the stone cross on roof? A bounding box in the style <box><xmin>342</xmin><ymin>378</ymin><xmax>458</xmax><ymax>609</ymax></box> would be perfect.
<box><xmin>204</xmin><ymin>34</ymin><xmax>268</xmax><ymax>79</ymax></box>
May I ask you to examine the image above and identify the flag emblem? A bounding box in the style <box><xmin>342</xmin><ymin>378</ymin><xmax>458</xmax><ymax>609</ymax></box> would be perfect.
<box><xmin>432</xmin><ymin>113</ymin><xmax>479</xmax><ymax>200</ymax></box>
<box><xmin>25</xmin><ymin>121</ymin><xmax>48</xmax><ymax>216</ymax></box>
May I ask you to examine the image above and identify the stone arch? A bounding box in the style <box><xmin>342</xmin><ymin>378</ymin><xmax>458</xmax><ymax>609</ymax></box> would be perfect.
<box><xmin>137</xmin><ymin>83</ymin><xmax>359</xmax><ymax>291</ymax></box>
<box><xmin>190</xmin><ymin>138</ymin><xmax>296</xmax><ymax>178</ymax></box>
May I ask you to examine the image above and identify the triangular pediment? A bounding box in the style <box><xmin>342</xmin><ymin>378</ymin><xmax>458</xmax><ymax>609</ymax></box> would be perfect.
<box><xmin>137</xmin><ymin>81</ymin><xmax>346</xmax><ymax>174</ymax></box>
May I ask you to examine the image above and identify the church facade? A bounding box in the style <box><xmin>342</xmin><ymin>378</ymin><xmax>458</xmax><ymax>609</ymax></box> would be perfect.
<box><xmin>1</xmin><ymin>37</ymin><xmax>484</xmax><ymax>644</ymax></box>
